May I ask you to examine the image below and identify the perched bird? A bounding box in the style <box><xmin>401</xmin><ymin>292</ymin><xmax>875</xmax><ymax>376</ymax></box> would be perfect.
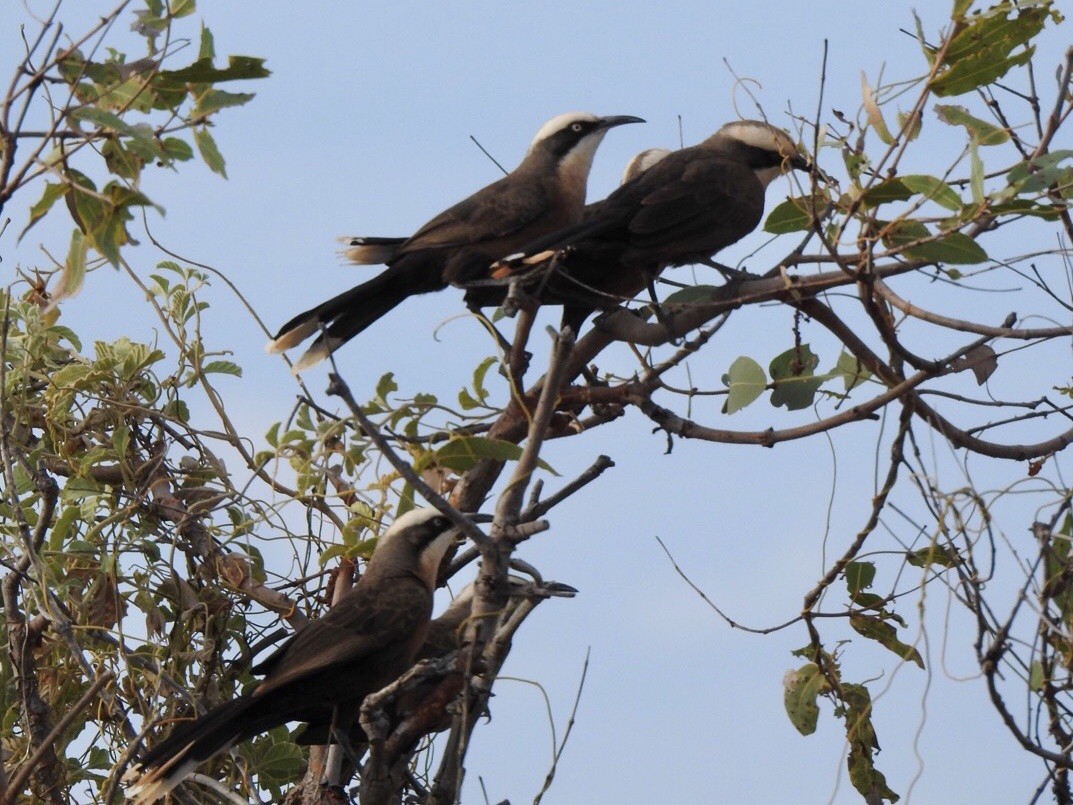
<box><xmin>617</xmin><ymin>146</ymin><xmax>673</xmax><ymax>185</ymax></box>
<box><xmin>123</xmin><ymin>508</ymin><xmax>462</xmax><ymax>803</ymax></box>
<box><xmin>267</xmin><ymin>112</ymin><xmax>644</xmax><ymax>371</ymax></box>
<box><xmin>490</xmin><ymin>120</ymin><xmax>810</xmax><ymax>332</ymax></box>
<box><xmin>337</xmin><ymin>147</ymin><xmax>672</xmax><ymax>267</ymax></box>
<box><xmin>292</xmin><ymin>576</ymin><xmax>577</xmax><ymax>748</ymax></box>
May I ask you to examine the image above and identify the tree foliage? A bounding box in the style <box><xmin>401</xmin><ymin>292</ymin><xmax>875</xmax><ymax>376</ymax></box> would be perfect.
<box><xmin>1</xmin><ymin>0</ymin><xmax>1072</xmax><ymax>803</ymax></box>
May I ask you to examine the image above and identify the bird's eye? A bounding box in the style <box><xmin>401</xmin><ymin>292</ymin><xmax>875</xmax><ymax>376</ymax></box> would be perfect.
<box><xmin>571</xmin><ymin>122</ymin><xmax>584</xmax><ymax>133</ymax></box>
<box><xmin>432</xmin><ymin>516</ymin><xmax>451</xmax><ymax>531</ymax></box>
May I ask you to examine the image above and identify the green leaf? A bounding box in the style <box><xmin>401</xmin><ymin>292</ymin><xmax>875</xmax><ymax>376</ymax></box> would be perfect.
<box><xmin>193</xmin><ymin>127</ymin><xmax>226</xmax><ymax>177</ymax></box>
<box><xmin>835</xmin><ymin>351</ymin><xmax>871</xmax><ymax>392</ymax></box>
<box><xmin>196</xmin><ymin>22</ymin><xmax>216</xmax><ymax>58</ymax></box>
<box><xmin>468</xmin><ymin>355</ymin><xmax>497</xmax><ymax>406</ymax></box>
<box><xmin>193</xmin><ymin>88</ymin><xmax>255</xmax><ymax>117</ymax></box>
<box><xmin>721</xmin><ymin>356</ymin><xmax>766</xmax><ymax>414</ymax></box>
<box><xmin>1029</xmin><ymin>660</ymin><xmax>1045</xmax><ymax>692</ymax></box>
<box><xmin>768</xmin><ymin>345</ymin><xmax>823</xmax><ymax>411</ymax></box>
<box><xmin>169</xmin><ymin>0</ymin><xmax>196</xmax><ymax>18</ymax></box>
<box><xmin>934</xmin><ymin>104</ymin><xmax>1009</xmax><ymax>145</ymax></box>
<box><xmin>203</xmin><ymin>360</ymin><xmax>242</xmax><ymax>377</ymax></box>
<box><xmin>783</xmin><ymin>663</ymin><xmax>830</xmax><ymax>735</ymax></box>
<box><xmin>952</xmin><ymin>0</ymin><xmax>974</xmax><ymax>19</ymax></box>
<box><xmin>457</xmin><ymin>388</ymin><xmax>480</xmax><ymax>410</ymax></box>
<box><xmin>931</xmin><ymin>3</ymin><xmax>1050</xmax><ymax>97</ymax></box>
<box><xmin>764</xmin><ymin>196</ymin><xmax>817</xmax><ymax>233</ymax></box>
<box><xmin>900</xmin><ymin>175</ymin><xmax>963</xmax><ymax>211</ymax></box>
<box><xmin>843</xmin><ymin>683</ymin><xmax>900</xmax><ymax>802</ymax></box>
<box><xmin>162</xmin><ymin>137</ymin><xmax>195</xmax><ymax>163</ymax></box>
<box><xmin>845</xmin><ymin>561</ymin><xmax>876</xmax><ymax>597</ymax></box>
<box><xmin>375</xmin><ymin>372</ymin><xmax>398</xmax><ymax>403</ymax></box>
<box><xmin>22</xmin><ymin>182</ymin><xmax>68</xmax><ymax>238</ymax></box>
<box><xmin>422</xmin><ymin>437</ymin><xmax>557</xmax><ymax>474</ymax></box>
<box><xmin>850</xmin><ymin>613</ymin><xmax>924</xmax><ymax>669</ymax></box>
<box><xmin>49</xmin><ymin>229</ymin><xmax>89</xmax><ymax>308</ymax></box>
<box><xmin>69</xmin><ymin>106</ymin><xmax>136</xmax><ymax>135</ymax></box>
<box><xmin>156</xmin><ymin>55</ymin><xmax>271</xmax><ymax>88</ymax></box>
<box><xmin>861</xmin><ymin>178</ymin><xmax>915</xmax><ymax>208</ymax></box>
<box><xmin>882</xmin><ymin>220</ymin><xmax>988</xmax><ymax>264</ymax></box>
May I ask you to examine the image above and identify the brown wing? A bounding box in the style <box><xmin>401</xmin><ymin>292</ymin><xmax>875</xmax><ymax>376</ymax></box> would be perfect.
<box><xmin>253</xmin><ymin>579</ymin><xmax>431</xmax><ymax>695</ymax></box>
<box><xmin>398</xmin><ymin>172</ymin><xmax>554</xmax><ymax>254</ymax></box>
<box><xmin>621</xmin><ymin>157</ymin><xmax>765</xmax><ymax>261</ymax></box>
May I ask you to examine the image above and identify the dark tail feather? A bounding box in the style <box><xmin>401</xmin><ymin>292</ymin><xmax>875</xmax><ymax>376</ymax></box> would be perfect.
<box><xmin>123</xmin><ymin>696</ymin><xmax>256</xmax><ymax>803</ymax></box>
<box><xmin>266</xmin><ymin>258</ymin><xmax>443</xmax><ymax>372</ymax></box>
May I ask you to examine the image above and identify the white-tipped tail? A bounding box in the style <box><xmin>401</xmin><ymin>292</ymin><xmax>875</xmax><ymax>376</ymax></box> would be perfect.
<box><xmin>122</xmin><ymin>749</ymin><xmax>198</xmax><ymax>803</ymax></box>
<box><xmin>337</xmin><ymin>237</ymin><xmax>402</xmax><ymax>265</ymax></box>
<box><xmin>265</xmin><ymin>319</ymin><xmax>320</xmax><ymax>354</ymax></box>
<box><xmin>290</xmin><ymin>339</ymin><xmax>337</xmax><ymax>374</ymax></box>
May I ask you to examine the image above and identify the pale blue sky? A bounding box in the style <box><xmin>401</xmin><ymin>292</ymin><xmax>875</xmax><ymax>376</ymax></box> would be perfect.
<box><xmin>4</xmin><ymin>2</ymin><xmax>1072</xmax><ymax>803</ymax></box>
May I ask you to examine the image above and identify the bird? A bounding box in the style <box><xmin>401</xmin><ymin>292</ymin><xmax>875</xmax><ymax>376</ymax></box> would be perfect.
<box><xmin>123</xmin><ymin>508</ymin><xmax>462</xmax><ymax>803</ymax></box>
<box><xmin>336</xmin><ymin>147</ymin><xmax>671</xmax><ymax>267</ymax></box>
<box><xmin>291</xmin><ymin>576</ymin><xmax>577</xmax><ymax>748</ymax></box>
<box><xmin>267</xmin><ymin>112</ymin><xmax>644</xmax><ymax>371</ymax></box>
<box><xmin>488</xmin><ymin>120</ymin><xmax>810</xmax><ymax>333</ymax></box>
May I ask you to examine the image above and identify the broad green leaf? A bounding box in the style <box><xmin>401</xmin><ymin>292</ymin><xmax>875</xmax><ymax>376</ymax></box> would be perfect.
<box><xmin>22</xmin><ymin>181</ymin><xmax>67</xmax><ymax>237</ymax></box>
<box><xmin>934</xmin><ymin>104</ymin><xmax>1009</xmax><ymax>145</ymax></box>
<box><xmin>169</xmin><ymin>0</ymin><xmax>196</xmax><ymax>18</ymax></box>
<box><xmin>420</xmin><ymin>437</ymin><xmax>557</xmax><ymax>475</ymax></box>
<box><xmin>193</xmin><ymin>88</ymin><xmax>255</xmax><ymax>116</ymax></box>
<box><xmin>861</xmin><ymin>179</ymin><xmax>915</xmax><ymax>208</ymax></box>
<box><xmin>900</xmin><ymin>175</ymin><xmax>963</xmax><ymax>211</ymax></box>
<box><xmin>199</xmin><ymin>24</ymin><xmax>216</xmax><ymax>60</ymax></box>
<box><xmin>162</xmin><ymin>137</ymin><xmax>195</xmax><ymax>163</ymax></box>
<box><xmin>882</xmin><ymin>220</ymin><xmax>988</xmax><ymax>264</ymax></box>
<box><xmin>931</xmin><ymin>3</ymin><xmax>1051</xmax><ymax>97</ymax></box>
<box><xmin>722</xmin><ymin>356</ymin><xmax>766</xmax><ymax>414</ymax></box>
<box><xmin>764</xmin><ymin>197</ymin><xmax>814</xmax><ymax>233</ymax></box>
<box><xmin>845</xmin><ymin>561</ymin><xmax>876</xmax><ymax>597</ymax></box>
<box><xmin>193</xmin><ymin>127</ymin><xmax>226</xmax><ymax>177</ymax></box>
<box><xmin>783</xmin><ymin>664</ymin><xmax>830</xmax><ymax>735</ymax></box>
<box><xmin>850</xmin><ymin>613</ymin><xmax>924</xmax><ymax>668</ymax></box>
<box><xmin>156</xmin><ymin>56</ymin><xmax>271</xmax><ymax>88</ymax></box>
<box><xmin>457</xmin><ymin>388</ymin><xmax>481</xmax><ymax>410</ymax></box>
<box><xmin>69</xmin><ymin>106</ymin><xmax>135</xmax><ymax>135</ymax></box>
<box><xmin>769</xmin><ymin>345</ymin><xmax>823</xmax><ymax>411</ymax></box>
<box><xmin>203</xmin><ymin>360</ymin><xmax>243</xmax><ymax>377</ymax></box>
<box><xmin>835</xmin><ymin>351</ymin><xmax>871</xmax><ymax>392</ymax></box>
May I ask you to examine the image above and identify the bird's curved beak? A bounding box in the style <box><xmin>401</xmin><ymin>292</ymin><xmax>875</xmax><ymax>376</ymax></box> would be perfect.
<box><xmin>597</xmin><ymin>114</ymin><xmax>646</xmax><ymax>130</ymax></box>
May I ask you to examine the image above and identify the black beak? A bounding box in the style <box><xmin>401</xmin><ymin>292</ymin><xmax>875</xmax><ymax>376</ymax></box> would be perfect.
<box><xmin>598</xmin><ymin>114</ymin><xmax>646</xmax><ymax>130</ymax></box>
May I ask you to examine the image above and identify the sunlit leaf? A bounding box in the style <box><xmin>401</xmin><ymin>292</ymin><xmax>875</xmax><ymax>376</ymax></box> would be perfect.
<box><xmin>193</xmin><ymin>127</ymin><xmax>226</xmax><ymax>177</ymax></box>
<box><xmin>934</xmin><ymin>104</ymin><xmax>1009</xmax><ymax>145</ymax></box>
<box><xmin>722</xmin><ymin>356</ymin><xmax>766</xmax><ymax>414</ymax></box>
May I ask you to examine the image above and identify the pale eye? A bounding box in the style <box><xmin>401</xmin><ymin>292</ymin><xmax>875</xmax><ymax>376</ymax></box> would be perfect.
<box><xmin>571</xmin><ymin>122</ymin><xmax>583</xmax><ymax>133</ymax></box>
